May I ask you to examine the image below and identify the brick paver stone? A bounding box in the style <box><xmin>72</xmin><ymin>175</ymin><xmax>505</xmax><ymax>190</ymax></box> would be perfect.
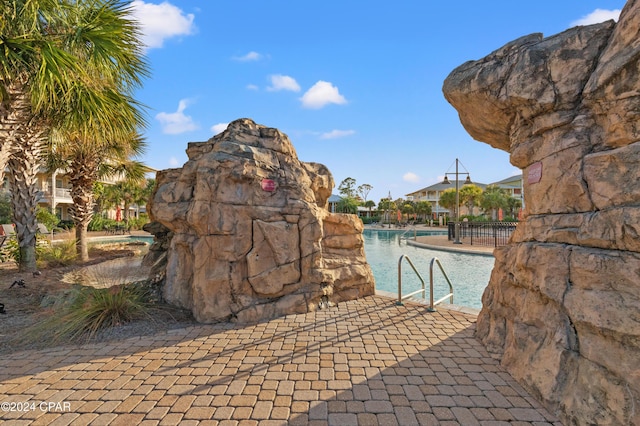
<box><xmin>0</xmin><ymin>296</ymin><xmax>561</xmax><ymax>425</ymax></box>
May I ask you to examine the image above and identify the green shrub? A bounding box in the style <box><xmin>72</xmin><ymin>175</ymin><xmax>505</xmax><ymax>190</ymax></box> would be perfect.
<box><xmin>125</xmin><ymin>215</ymin><xmax>149</xmax><ymax>231</ymax></box>
<box><xmin>88</xmin><ymin>215</ymin><xmax>116</xmax><ymax>231</ymax></box>
<box><xmin>1</xmin><ymin>234</ymin><xmax>49</xmax><ymax>265</ymax></box>
<box><xmin>36</xmin><ymin>207</ymin><xmax>59</xmax><ymax>230</ymax></box>
<box><xmin>57</xmin><ymin>219</ymin><xmax>75</xmax><ymax>230</ymax></box>
<box><xmin>361</xmin><ymin>216</ymin><xmax>380</xmax><ymax>224</ymax></box>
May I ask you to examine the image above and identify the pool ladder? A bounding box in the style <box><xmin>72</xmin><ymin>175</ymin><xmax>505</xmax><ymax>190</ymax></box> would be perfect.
<box><xmin>398</xmin><ymin>226</ymin><xmax>417</xmax><ymax>243</ymax></box>
<box><xmin>396</xmin><ymin>255</ymin><xmax>454</xmax><ymax>312</ymax></box>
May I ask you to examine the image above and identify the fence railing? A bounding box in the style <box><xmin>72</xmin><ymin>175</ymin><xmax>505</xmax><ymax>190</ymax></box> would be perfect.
<box><xmin>447</xmin><ymin>221</ymin><xmax>517</xmax><ymax>247</ymax></box>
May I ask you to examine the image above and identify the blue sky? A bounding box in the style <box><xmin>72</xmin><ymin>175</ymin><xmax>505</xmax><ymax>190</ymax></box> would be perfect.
<box><xmin>130</xmin><ymin>0</ymin><xmax>625</xmax><ymax>204</ymax></box>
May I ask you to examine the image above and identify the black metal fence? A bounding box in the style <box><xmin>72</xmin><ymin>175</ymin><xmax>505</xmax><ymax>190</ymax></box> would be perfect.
<box><xmin>447</xmin><ymin>222</ymin><xmax>518</xmax><ymax>247</ymax></box>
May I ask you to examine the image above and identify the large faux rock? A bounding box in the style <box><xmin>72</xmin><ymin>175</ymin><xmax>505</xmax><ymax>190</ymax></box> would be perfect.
<box><xmin>145</xmin><ymin>118</ymin><xmax>375</xmax><ymax>323</ymax></box>
<box><xmin>443</xmin><ymin>1</ymin><xmax>640</xmax><ymax>424</ymax></box>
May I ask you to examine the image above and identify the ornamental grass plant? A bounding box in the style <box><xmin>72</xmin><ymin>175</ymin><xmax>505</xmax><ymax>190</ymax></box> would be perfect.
<box><xmin>28</xmin><ymin>283</ymin><xmax>153</xmax><ymax>344</ymax></box>
<box><xmin>23</xmin><ymin>255</ymin><xmax>157</xmax><ymax>344</ymax></box>
<box><xmin>49</xmin><ymin>284</ymin><xmax>152</xmax><ymax>342</ymax></box>
<box><xmin>37</xmin><ymin>239</ymin><xmax>77</xmax><ymax>268</ymax></box>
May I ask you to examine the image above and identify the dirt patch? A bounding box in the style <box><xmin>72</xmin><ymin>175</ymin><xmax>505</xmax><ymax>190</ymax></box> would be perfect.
<box><xmin>0</xmin><ymin>243</ymin><xmax>196</xmax><ymax>356</ymax></box>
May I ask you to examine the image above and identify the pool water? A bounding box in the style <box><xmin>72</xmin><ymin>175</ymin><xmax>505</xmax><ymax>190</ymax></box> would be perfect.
<box><xmin>91</xmin><ymin>232</ymin><xmax>493</xmax><ymax>309</ymax></box>
<box><xmin>363</xmin><ymin>229</ymin><xmax>494</xmax><ymax>310</ymax></box>
<box><xmin>88</xmin><ymin>235</ymin><xmax>154</xmax><ymax>245</ymax></box>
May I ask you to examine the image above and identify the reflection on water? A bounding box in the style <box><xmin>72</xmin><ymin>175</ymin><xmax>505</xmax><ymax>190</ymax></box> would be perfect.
<box><xmin>363</xmin><ymin>229</ymin><xmax>494</xmax><ymax>310</ymax></box>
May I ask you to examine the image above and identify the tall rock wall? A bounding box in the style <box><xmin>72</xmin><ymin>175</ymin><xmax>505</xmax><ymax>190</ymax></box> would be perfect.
<box><xmin>443</xmin><ymin>1</ymin><xmax>639</xmax><ymax>424</ymax></box>
<box><xmin>145</xmin><ymin>118</ymin><xmax>375</xmax><ymax>323</ymax></box>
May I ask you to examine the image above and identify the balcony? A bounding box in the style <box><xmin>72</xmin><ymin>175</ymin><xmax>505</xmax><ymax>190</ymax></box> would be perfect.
<box><xmin>37</xmin><ymin>188</ymin><xmax>73</xmax><ymax>203</ymax></box>
<box><xmin>54</xmin><ymin>188</ymin><xmax>72</xmax><ymax>198</ymax></box>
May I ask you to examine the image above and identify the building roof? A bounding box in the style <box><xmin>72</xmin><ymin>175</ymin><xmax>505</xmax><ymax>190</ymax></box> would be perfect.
<box><xmin>328</xmin><ymin>194</ymin><xmax>342</xmax><ymax>203</ymax></box>
<box><xmin>490</xmin><ymin>173</ymin><xmax>523</xmax><ymax>187</ymax></box>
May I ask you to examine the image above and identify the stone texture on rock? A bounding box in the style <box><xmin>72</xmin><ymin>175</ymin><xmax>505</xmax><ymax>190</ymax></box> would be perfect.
<box><xmin>443</xmin><ymin>1</ymin><xmax>640</xmax><ymax>424</ymax></box>
<box><xmin>144</xmin><ymin>118</ymin><xmax>375</xmax><ymax>323</ymax></box>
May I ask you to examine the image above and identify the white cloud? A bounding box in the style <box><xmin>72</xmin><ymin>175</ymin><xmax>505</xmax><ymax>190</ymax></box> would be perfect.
<box><xmin>169</xmin><ymin>157</ymin><xmax>180</xmax><ymax>167</ymax></box>
<box><xmin>246</xmin><ymin>84</ymin><xmax>259</xmax><ymax>91</ymax></box>
<box><xmin>156</xmin><ymin>99</ymin><xmax>198</xmax><ymax>134</ymax></box>
<box><xmin>320</xmin><ymin>129</ymin><xmax>356</xmax><ymax>139</ymax></box>
<box><xmin>211</xmin><ymin>122</ymin><xmax>229</xmax><ymax>135</ymax></box>
<box><xmin>130</xmin><ymin>1</ymin><xmax>196</xmax><ymax>50</ymax></box>
<box><xmin>403</xmin><ymin>172</ymin><xmax>420</xmax><ymax>183</ymax></box>
<box><xmin>300</xmin><ymin>81</ymin><xmax>347</xmax><ymax>109</ymax></box>
<box><xmin>267</xmin><ymin>75</ymin><xmax>301</xmax><ymax>92</ymax></box>
<box><xmin>232</xmin><ymin>51</ymin><xmax>263</xmax><ymax>62</ymax></box>
<box><xmin>571</xmin><ymin>8</ymin><xmax>621</xmax><ymax>26</ymax></box>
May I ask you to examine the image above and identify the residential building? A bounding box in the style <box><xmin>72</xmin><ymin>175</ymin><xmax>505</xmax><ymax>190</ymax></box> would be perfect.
<box><xmin>327</xmin><ymin>194</ymin><xmax>376</xmax><ymax>218</ymax></box>
<box><xmin>2</xmin><ymin>168</ymin><xmax>143</xmax><ymax>222</ymax></box>
<box><xmin>327</xmin><ymin>194</ymin><xmax>341</xmax><ymax>213</ymax></box>
<box><xmin>405</xmin><ymin>173</ymin><xmax>524</xmax><ymax>220</ymax></box>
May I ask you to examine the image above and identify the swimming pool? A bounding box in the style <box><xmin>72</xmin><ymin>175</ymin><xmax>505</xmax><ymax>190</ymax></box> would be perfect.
<box><xmin>363</xmin><ymin>229</ymin><xmax>494</xmax><ymax>310</ymax></box>
<box><xmin>91</xmin><ymin>232</ymin><xmax>494</xmax><ymax>309</ymax></box>
<box><xmin>87</xmin><ymin>235</ymin><xmax>153</xmax><ymax>245</ymax></box>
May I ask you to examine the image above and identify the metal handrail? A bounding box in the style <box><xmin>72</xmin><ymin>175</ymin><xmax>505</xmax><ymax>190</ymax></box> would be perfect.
<box><xmin>399</xmin><ymin>226</ymin><xmax>417</xmax><ymax>243</ymax></box>
<box><xmin>428</xmin><ymin>257</ymin><xmax>454</xmax><ymax>312</ymax></box>
<box><xmin>396</xmin><ymin>255</ymin><xmax>426</xmax><ymax>305</ymax></box>
<box><xmin>396</xmin><ymin>255</ymin><xmax>454</xmax><ymax>312</ymax></box>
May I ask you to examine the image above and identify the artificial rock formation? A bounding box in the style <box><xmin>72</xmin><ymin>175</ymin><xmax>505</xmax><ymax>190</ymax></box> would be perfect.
<box><xmin>443</xmin><ymin>1</ymin><xmax>640</xmax><ymax>424</ymax></box>
<box><xmin>144</xmin><ymin>118</ymin><xmax>374</xmax><ymax>324</ymax></box>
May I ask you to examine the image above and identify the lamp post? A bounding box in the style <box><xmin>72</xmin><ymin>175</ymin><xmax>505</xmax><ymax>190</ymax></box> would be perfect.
<box><xmin>387</xmin><ymin>191</ymin><xmax>392</xmax><ymax>229</ymax></box>
<box><xmin>442</xmin><ymin>158</ymin><xmax>471</xmax><ymax>244</ymax></box>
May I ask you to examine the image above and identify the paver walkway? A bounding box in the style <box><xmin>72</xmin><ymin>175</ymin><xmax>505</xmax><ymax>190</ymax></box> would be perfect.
<box><xmin>0</xmin><ymin>295</ymin><xmax>560</xmax><ymax>425</ymax></box>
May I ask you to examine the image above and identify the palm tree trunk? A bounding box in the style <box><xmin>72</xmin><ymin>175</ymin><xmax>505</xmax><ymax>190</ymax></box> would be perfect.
<box><xmin>8</xmin><ymin>129</ymin><xmax>47</xmax><ymax>272</ymax></box>
<box><xmin>0</xmin><ymin>81</ymin><xmax>31</xmax><ymax>183</ymax></box>
<box><xmin>69</xmin><ymin>160</ymin><xmax>98</xmax><ymax>262</ymax></box>
<box><xmin>123</xmin><ymin>201</ymin><xmax>131</xmax><ymax>221</ymax></box>
<box><xmin>0</xmin><ymin>140</ymin><xmax>14</xmax><ymax>184</ymax></box>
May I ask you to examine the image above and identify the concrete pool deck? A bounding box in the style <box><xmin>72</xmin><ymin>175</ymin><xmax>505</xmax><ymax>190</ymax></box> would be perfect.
<box><xmin>409</xmin><ymin>234</ymin><xmax>496</xmax><ymax>256</ymax></box>
<box><xmin>0</xmin><ymin>296</ymin><xmax>560</xmax><ymax>425</ymax></box>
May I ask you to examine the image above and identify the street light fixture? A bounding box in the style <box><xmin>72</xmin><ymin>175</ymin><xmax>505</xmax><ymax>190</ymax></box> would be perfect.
<box><xmin>442</xmin><ymin>158</ymin><xmax>471</xmax><ymax>244</ymax></box>
<box><xmin>387</xmin><ymin>191</ymin><xmax>392</xmax><ymax>229</ymax></box>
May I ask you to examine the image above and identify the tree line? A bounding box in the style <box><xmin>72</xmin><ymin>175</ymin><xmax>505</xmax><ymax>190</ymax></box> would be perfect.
<box><xmin>335</xmin><ymin>177</ymin><xmax>522</xmax><ymax>223</ymax></box>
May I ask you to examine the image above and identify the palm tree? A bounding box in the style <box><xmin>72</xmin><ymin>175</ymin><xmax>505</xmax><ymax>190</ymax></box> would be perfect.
<box><xmin>505</xmin><ymin>196</ymin><xmax>523</xmax><ymax>219</ymax></box>
<box><xmin>2</xmin><ymin>0</ymin><xmax>148</xmax><ymax>268</ymax></box>
<box><xmin>363</xmin><ymin>199</ymin><xmax>376</xmax><ymax>217</ymax></box>
<box><xmin>111</xmin><ymin>169</ymin><xmax>151</xmax><ymax>222</ymax></box>
<box><xmin>414</xmin><ymin>201</ymin><xmax>432</xmax><ymax>222</ymax></box>
<box><xmin>336</xmin><ymin>196</ymin><xmax>358</xmax><ymax>214</ymax></box>
<box><xmin>49</xmin><ymin>132</ymin><xmax>148</xmax><ymax>261</ymax></box>
<box><xmin>377</xmin><ymin>197</ymin><xmax>396</xmax><ymax>225</ymax></box>
<box><xmin>438</xmin><ymin>189</ymin><xmax>458</xmax><ymax>221</ymax></box>
<box><xmin>400</xmin><ymin>202</ymin><xmax>415</xmax><ymax>223</ymax></box>
<box><xmin>0</xmin><ymin>1</ymin><xmax>82</xmax><ymax>270</ymax></box>
<box><xmin>480</xmin><ymin>185</ymin><xmax>509</xmax><ymax>220</ymax></box>
<box><xmin>459</xmin><ymin>184</ymin><xmax>483</xmax><ymax>216</ymax></box>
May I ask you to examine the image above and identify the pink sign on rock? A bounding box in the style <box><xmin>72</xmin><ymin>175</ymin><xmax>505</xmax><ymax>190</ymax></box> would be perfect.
<box><xmin>528</xmin><ymin>162</ymin><xmax>543</xmax><ymax>184</ymax></box>
<box><xmin>261</xmin><ymin>178</ymin><xmax>276</xmax><ymax>192</ymax></box>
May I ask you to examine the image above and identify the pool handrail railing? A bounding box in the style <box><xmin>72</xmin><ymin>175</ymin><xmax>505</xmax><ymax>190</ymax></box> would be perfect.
<box><xmin>428</xmin><ymin>257</ymin><xmax>454</xmax><ymax>311</ymax></box>
<box><xmin>399</xmin><ymin>226</ymin><xmax>417</xmax><ymax>242</ymax></box>
<box><xmin>396</xmin><ymin>255</ymin><xmax>454</xmax><ymax>312</ymax></box>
